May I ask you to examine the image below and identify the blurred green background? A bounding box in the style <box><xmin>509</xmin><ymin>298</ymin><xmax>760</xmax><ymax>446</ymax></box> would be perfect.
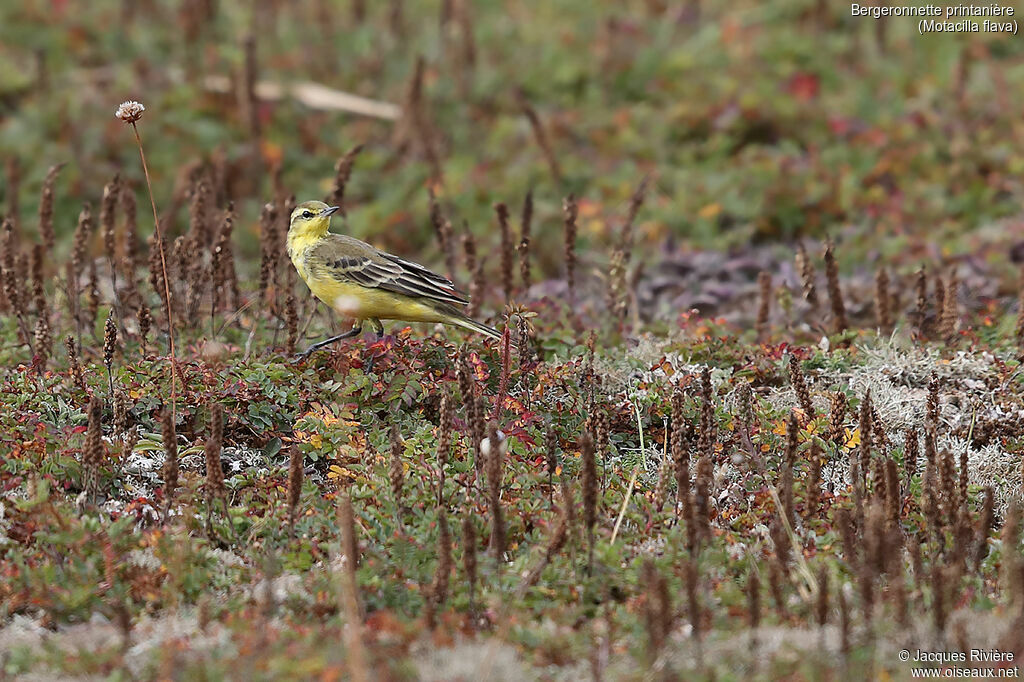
<box><xmin>2</xmin><ymin>0</ymin><xmax>1023</xmax><ymax>272</ymax></box>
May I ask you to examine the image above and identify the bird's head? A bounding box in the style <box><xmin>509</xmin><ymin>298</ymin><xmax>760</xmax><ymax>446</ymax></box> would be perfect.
<box><xmin>288</xmin><ymin>200</ymin><xmax>339</xmax><ymax>239</ymax></box>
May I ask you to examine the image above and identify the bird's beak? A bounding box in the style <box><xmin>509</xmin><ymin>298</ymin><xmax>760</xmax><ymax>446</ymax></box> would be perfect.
<box><xmin>323</xmin><ymin>206</ymin><xmax>340</xmax><ymax>216</ymax></box>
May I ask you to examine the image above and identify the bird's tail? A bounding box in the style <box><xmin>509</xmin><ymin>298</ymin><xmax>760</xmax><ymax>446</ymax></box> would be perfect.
<box><xmin>450</xmin><ymin>314</ymin><xmax>503</xmax><ymax>341</ymax></box>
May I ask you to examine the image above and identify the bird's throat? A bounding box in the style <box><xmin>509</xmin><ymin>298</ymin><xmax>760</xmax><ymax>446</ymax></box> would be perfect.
<box><xmin>286</xmin><ymin>220</ymin><xmax>330</xmax><ymax>265</ymax></box>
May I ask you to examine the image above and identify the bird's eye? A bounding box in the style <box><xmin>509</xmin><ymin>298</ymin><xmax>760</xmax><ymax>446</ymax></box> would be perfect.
<box><xmin>302</xmin><ymin>210</ymin><xmax>312</xmax><ymax>219</ymax></box>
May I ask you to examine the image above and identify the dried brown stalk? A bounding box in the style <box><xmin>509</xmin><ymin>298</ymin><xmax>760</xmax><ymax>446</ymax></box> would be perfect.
<box><xmin>580</xmin><ymin>429</ymin><xmax>598</xmax><ymax>572</ymax></box>
<box><xmin>563</xmin><ymin>194</ymin><xmax>578</xmax><ymax>301</ymax></box>
<box><xmin>544</xmin><ymin>426</ymin><xmax>559</xmax><ymax>508</ymax></box>
<box><xmin>639</xmin><ymin>559</ymin><xmax>672</xmax><ymax>656</ymax></box>
<box><xmin>974</xmin><ymin>487</ymin><xmax>994</xmax><ymax>571</ymax></box>
<box><xmin>462</xmin><ymin>233</ymin><xmax>482</xmax><ymax>317</ymax></box>
<box><xmin>396</xmin><ymin>56</ymin><xmax>443</xmax><ymax>181</ymax></box>
<box><xmin>100</xmin><ymin>175</ymin><xmax>121</xmax><ymax>287</ymax></box>
<box><xmin>838</xmin><ymin>585</ymin><xmax>850</xmax><ymax>655</ymax></box>
<box><xmin>494</xmin><ymin>202</ymin><xmax>514</xmax><ymax>299</ymax></box>
<box><xmin>926</xmin><ymin>374</ymin><xmax>940</xmax><ymax>432</ymax></box>
<box><xmin>560</xmin><ymin>473</ymin><xmax>578</xmax><ymax>553</ymax></box>
<box><xmin>37</xmin><ymin>163</ymin><xmax>64</xmax><ymax>253</ymax></box>
<box><xmin>5</xmin><ymin>157</ymin><xmax>19</xmax><ymax>230</ymax></box>
<box><xmin>389</xmin><ymin>423</ymin><xmax>405</xmax><ymax>519</ymax></box>
<box><xmin>827</xmin><ymin>391</ymin><xmax>848</xmax><ymax>450</ymax></box>
<box><xmin>428</xmin><ymin>506</ymin><xmax>453</xmax><ymax>616</ymax></box>
<box><xmin>768</xmin><ymin>558</ymin><xmax>788</xmax><ymax>619</ymax></box>
<box><xmin>1002</xmin><ymin>502</ymin><xmax>1021</xmax><ymax>602</ymax></box>
<box><xmin>485</xmin><ymin>421</ymin><xmax>507</xmax><ymax>562</ymax></box>
<box><xmin>874</xmin><ymin>266</ymin><xmax>892</xmax><ymax>333</ymax></box>
<box><xmin>65</xmin><ymin>335</ymin><xmax>86</xmax><ymax>392</ymax></box>
<box><xmin>103</xmin><ymin>310</ymin><xmax>118</xmax><ymax>395</ymax></box>
<box><xmin>939</xmin><ymin>268</ymin><xmax>959</xmax><ymax>344</ymax></box>
<box><xmin>691</xmin><ymin>456</ymin><xmax>712</xmax><ymax>553</ymax></box>
<box><xmin>86</xmin><ymin>258</ymin><xmax>100</xmax><ymax>330</ymax></box>
<box><xmin>147</xmin><ymin>234</ymin><xmax>167</xmax><ymax>316</ymax></box>
<box><xmin>607</xmin><ymin>249</ymin><xmax>628</xmax><ymax>322</ymax></box>
<box><xmin>1016</xmin><ymin>267</ymin><xmax>1024</xmax><ymax>349</ymax></box>
<box><xmin>204</xmin><ymin>403</ymin><xmax>228</xmax><ymax>531</ymax></box>
<box><xmin>884</xmin><ymin>458</ymin><xmax>900</xmax><ymax>527</ymax></box>
<box><xmin>427</xmin><ymin>189</ymin><xmax>457</xmax><ymax>280</ymax></box>
<box><xmin>618</xmin><ymin>176</ymin><xmax>649</xmax><ymax>263</ymax></box>
<box><xmin>287</xmin><ymin>446</ymin><xmax>304</xmax><ymax>535</ymax></box>
<box><xmin>518</xmin><ymin>238</ymin><xmax>531</xmax><ymax>294</ymax></box>
<box><xmin>136</xmin><ymin>305</ymin><xmax>152</xmax><ymax>355</ymax></box>
<box><xmin>83</xmin><ymin>396</ymin><xmax>104</xmax><ymax>504</ymax></box>
<box><xmin>258</xmin><ymin>202</ymin><xmax>279</xmax><ymax>307</ymax></box>
<box><xmin>119</xmin><ymin>184</ymin><xmax>140</xmax><ymax>268</ymax></box>
<box><xmin>796</xmin><ymin>241</ymin><xmax>818</xmax><ymax>308</ymax></box>
<box><xmin>520</xmin><ymin>504</ymin><xmax>569</xmax><ymax>595</ymax></box>
<box><xmin>30</xmin><ymin>245</ymin><xmax>50</xmax><ymax>365</ymax></box>
<box><xmin>789</xmin><ymin>354</ymin><xmax>815</xmax><ymax>419</ymax></box>
<box><xmin>823</xmin><ymin>240</ymin><xmax>847</xmax><ymax>333</ymax></box>
<box><xmin>938</xmin><ymin>449</ymin><xmax>957</xmax><ymax>527</ymax></box>
<box><xmin>326</xmin><ymin>144</ymin><xmax>364</xmax><ymax>215</ymax></box>
<box><xmin>932</xmin><ymin>564</ymin><xmax>947</xmax><ymax>635</ymax></box>
<box><xmin>913</xmin><ymin>266</ymin><xmax>928</xmax><ymax>339</ymax></box>
<box><xmin>214</xmin><ymin>203</ymin><xmax>240</xmax><ymax>315</ymax></box>
<box><xmin>240</xmin><ymin>35</ymin><xmax>261</xmax><ymax>146</ymax></box>
<box><xmin>929</xmin><ymin>272</ymin><xmax>945</xmax><ymax>325</ymax></box>
<box><xmin>593</xmin><ymin>409</ymin><xmax>610</xmax><ymax>492</ymax></box>
<box><xmin>160</xmin><ymin>408</ymin><xmax>178</xmax><ymax>521</ymax></box>
<box><xmin>816</xmin><ymin>565</ymin><xmax>829</xmax><ymax>630</ymax></box>
<box><xmin>903</xmin><ymin>427</ymin><xmax>919</xmax><ymax>490</ymax></box>
<box><xmin>781</xmin><ymin>411</ymin><xmax>798</xmax><ymax>527</ymax></box>
<box><xmin>458</xmin><ymin>351</ymin><xmax>485</xmax><ymax>476</ymax></box>
<box><xmin>3</xmin><ymin>222</ymin><xmax>31</xmax><ymax>349</ymax></box>
<box><xmin>684</xmin><ymin>559</ymin><xmax>702</xmax><ymax>642</ymax></box>
<box><xmin>737</xmin><ymin>380</ymin><xmax>754</xmax><ymax>437</ymax></box>
<box><xmin>747</xmin><ymin>569</ymin><xmax>761</xmax><ymax>632</ymax></box>
<box><xmin>672</xmin><ymin>387</ymin><xmax>692</xmax><ymax>527</ymax></box>
<box><xmin>958</xmin><ymin>446</ymin><xmax>969</xmax><ymax>509</ymax></box>
<box><xmin>923</xmin><ymin>458</ymin><xmax>941</xmax><ymax>543</ymax></box>
<box><xmin>0</xmin><ymin>226</ymin><xmax>8</xmax><ymax>313</ymax></box>
<box><xmin>520</xmin><ymin>189</ymin><xmax>533</xmax><ymax>244</ymax></box>
<box><xmin>755</xmin><ymin>271</ymin><xmax>771</xmax><ymax>342</ymax></box>
<box><xmin>337</xmin><ymin>493</ymin><xmax>369</xmax><ymax>682</ymax></box>
<box><xmin>437</xmin><ymin>393</ymin><xmax>453</xmax><ymax>505</ymax></box>
<box><xmin>805</xmin><ymin>442</ymin><xmax>822</xmax><ymax>520</ymax></box>
<box><xmin>514</xmin><ymin>87</ymin><xmax>562</xmax><ymax>184</ymax></box>
<box><xmin>284</xmin><ymin>292</ymin><xmax>298</xmax><ymax>354</ymax></box>
<box><xmin>857</xmin><ymin>390</ymin><xmax>873</xmax><ymax>488</ymax></box>
<box><xmin>461</xmin><ymin>512</ymin><xmax>478</xmax><ymax>614</ymax></box>
<box><xmin>453</xmin><ymin>0</ymin><xmax>477</xmax><ymax>95</ymax></box>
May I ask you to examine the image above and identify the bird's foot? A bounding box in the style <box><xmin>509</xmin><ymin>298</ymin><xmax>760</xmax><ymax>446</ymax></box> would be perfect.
<box><xmin>291</xmin><ymin>327</ymin><xmax>363</xmax><ymax>363</ymax></box>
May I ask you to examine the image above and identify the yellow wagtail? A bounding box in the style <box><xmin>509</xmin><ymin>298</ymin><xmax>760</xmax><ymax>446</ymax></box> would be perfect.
<box><xmin>287</xmin><ymin>200</ymin><xmax>500</xmax><ymax>358</ymax></box>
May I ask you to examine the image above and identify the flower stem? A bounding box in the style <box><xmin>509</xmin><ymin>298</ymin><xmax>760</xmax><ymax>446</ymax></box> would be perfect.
<box><xmin>131</xmin><ymin>121</ymin><xmax>178</xmax><ymax>420</ymax></box>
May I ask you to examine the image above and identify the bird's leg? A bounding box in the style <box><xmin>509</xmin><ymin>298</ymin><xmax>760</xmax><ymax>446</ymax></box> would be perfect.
<box><xmin>294</xmin><ymin>325</ymin><xmax>363</xmax><ymax>359</ymax></box>
<box><xmin>364</xmin><ymin>318</ymin><xmax>386</xmax><ymax>374</ymax></box>
<box><xmin>369</xmin><ymin>318</ymin><xmax>385</xmax><ymax>341</ymax></box>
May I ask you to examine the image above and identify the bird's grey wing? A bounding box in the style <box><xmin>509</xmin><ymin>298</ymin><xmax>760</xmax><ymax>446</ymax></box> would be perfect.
<box><xmin>308</xmin><ymin>238</ymin><xmax>468</xmax><ymax>307</ymax></box>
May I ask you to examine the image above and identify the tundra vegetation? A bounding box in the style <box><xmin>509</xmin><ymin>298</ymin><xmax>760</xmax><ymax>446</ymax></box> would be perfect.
<box><xmin>2</xmin><ymin>2</ymin><xmax>1024</xmax><ymax>679</ymax></box>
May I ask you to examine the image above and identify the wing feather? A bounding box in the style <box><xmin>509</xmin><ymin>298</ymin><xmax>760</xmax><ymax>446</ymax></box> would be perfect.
<box><xmin>308</xmin><ymin>240</ymin><xmax>468</xmax><ymax>307</ymax></box>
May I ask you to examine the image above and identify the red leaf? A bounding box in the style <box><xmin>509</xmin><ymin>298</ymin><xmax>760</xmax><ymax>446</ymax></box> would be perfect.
<box><xmin>467</xmin><ymin>352</ymin><xmax>489</xmax><ymax>382</ymax></box>
<box><xmin>786</xmin><ymin>72</ymin><xmax>819</xmax><ymax>102</ymax></box>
